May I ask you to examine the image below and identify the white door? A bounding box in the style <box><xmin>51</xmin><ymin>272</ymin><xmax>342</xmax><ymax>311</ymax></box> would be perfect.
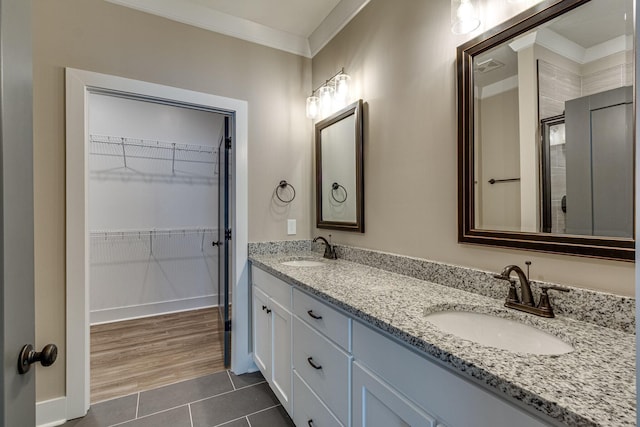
<box><xmin>270</xmin><ymin>299</ymin><xmax>292</xmax><ymax>414</ymax></box>
<box><xmin>1</xmin><ymin>0</ymin><xmax>37</xmax><ymax>424</ymax></box>
<box><xmin>352</xmin><ymin>362</ymin><xmax>436</xmax><ymax>427</ymax></box>
<box><xmin>252</xmin><ymin>286</ymin><xmax>271</xmax><ymax>377</ymax></box>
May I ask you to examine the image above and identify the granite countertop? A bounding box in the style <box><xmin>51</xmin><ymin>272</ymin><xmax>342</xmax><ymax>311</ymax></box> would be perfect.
<box><xmin>249</xmin><ymin>251</ymin><xmax>636</xmax><ymax>427</ymax></box>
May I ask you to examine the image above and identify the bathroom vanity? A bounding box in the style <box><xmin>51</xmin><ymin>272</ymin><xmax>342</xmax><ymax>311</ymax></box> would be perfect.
<box><xmin>249</xmin><ymin>248</ymin><xmax>635</xmax><ymax>427</ymax></box>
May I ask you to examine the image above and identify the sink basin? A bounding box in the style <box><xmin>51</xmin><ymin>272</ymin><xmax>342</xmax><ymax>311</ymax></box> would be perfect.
<box><xmin>281</xmin><ymin>259</ymin><xmax>326</xmax><ymax>267</ymax></box>
<box><xmin>425</xmin><ymin>311</ymin><xmax>574</xmax><ymax>355</ymax></box>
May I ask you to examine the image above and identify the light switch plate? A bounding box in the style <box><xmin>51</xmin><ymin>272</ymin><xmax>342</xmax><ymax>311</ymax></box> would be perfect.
<box><xmin>287</xmin><ymin>219</ymin><xmax>296</xmax><ymax>235</ymax></box>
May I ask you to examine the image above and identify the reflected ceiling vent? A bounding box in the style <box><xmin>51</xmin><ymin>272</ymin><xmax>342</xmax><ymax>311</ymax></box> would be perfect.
<box><xmin>475</xmin><ymin>58</ymin><xmax>505</xmax><ymax>73</ymax></box>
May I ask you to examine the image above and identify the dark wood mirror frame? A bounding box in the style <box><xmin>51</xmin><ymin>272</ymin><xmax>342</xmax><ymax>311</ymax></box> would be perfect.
<box><xmin>457</xmin><ymin>0</ymin><xmax>635</xmax><ymax>261</ymax></box>
<box><xmin>316</xmin><ymin>99</ymin><xmax>364</xmax><ymax>232</ymax></box>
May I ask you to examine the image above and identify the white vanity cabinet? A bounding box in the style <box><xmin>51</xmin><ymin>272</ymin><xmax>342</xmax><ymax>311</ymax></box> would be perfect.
<box><xmin>251</xmin><ymin>267</ymin><xmax>292</xmax><ymax>416</ymax></box>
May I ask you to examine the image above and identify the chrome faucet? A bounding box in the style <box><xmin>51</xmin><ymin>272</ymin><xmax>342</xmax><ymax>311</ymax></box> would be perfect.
<box><xmin>313</xmin><ymin>235</ymin><xmax>337</xmax><ymax>259</ymax></box>
<box><xmin>494</xmin><ymin>263</ymin><xmax>569</xmax><ymax>318</ymax></box>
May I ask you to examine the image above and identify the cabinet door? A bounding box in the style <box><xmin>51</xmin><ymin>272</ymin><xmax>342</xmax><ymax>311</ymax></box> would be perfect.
<box><xmin>271</xmin><ymin>299</ymin><xmax>292</xmax><ymax>415</ymax></box>
<box><xmin>353</xmin><ymin>362</ymin><xmax>435</xmax><ymax>427</ymax></box>
<box><xmin>252</xmin><ymin>285</ymin><xmax>271</xmax><ymax>379</ymax></box>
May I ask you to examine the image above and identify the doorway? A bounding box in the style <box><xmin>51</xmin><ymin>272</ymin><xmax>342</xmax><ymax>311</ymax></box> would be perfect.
<box><xmin>86</xmin><ymin>92</ymin><xmax>230</xmax><ymax>402</ymax></box>
<box><xmin>65</xmin><ymin>68</ymin><xmax>251</xmax><ymax>420</ymax></box>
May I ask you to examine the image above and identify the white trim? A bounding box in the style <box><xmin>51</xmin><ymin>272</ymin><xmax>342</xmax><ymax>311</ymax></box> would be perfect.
<box><xmin>308</xmin><ymin>0</ymin><xmax>372</xmax><ymax>57</ymax></box>
<box><xmin>90</xmin><ymin>295</ymin><xmax>218</xmax><ymax>325</ymax></box>
<box><xmin>36</xmin><ymin>397</ymin><xmax>66</xmax><ymax>427</ymax></box>
<box><xmin>65</xmin><ymin>68</ymin><xmax>250</xmax><ymax>420</ymax></box>
<box><xmin>478</xmin><ymin>75</ymin><xmax>519</xmax><ymax>100</ymax></box>
<box><xmin>105</xmin><ymin>0</ymin><xmax>311</xmax><ymax>57</ymax></box>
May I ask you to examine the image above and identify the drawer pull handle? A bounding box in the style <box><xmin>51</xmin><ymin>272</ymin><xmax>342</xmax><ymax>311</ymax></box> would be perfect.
<box><xmin>262</xmin><ymin>305</ymin><xmax>267</xmax><ymax>311</ymax></box>
<box><xmin>307</xmin><ymin>357</ymin><xmax>322</xmax><ymax>370</ymax></box>
<box><xmin>307</xmin><ymin>310</ymin><xmax>323</xmax><ymax>320</ymax></box>
<box><xmin>308</xmin><ymin>420</ymin><xmax>314</xmax><ymax>427</ymax></box>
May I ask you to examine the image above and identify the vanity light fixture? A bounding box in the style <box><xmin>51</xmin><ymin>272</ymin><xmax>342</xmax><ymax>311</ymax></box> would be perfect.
<box><xmin>451</xmin><ymin>0</ymin><xmax>480</xmax><ymax>35</ymax></box>
<box><xmin>305</xmin><ymin>68</ymin><xmax>351</xmax><ymax>119</ymax></box>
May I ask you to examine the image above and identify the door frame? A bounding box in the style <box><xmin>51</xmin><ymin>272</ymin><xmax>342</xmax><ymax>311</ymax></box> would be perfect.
<box><xmin>65</xmin><ymin>68</ymin><xmax>251</xmax><ymax>419</ymax></box>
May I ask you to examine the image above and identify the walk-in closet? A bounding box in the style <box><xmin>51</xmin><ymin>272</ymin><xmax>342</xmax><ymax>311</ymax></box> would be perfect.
<box><xmin>87</xmin><ymin>92</ymin><xmax>228</xmax><ymax>403</ymax></box>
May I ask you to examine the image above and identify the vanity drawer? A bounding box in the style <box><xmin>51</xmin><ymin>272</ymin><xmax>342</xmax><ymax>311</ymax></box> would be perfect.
<box><xmin>293</xmin><ymin>371</ymin><xmax>344</xmax><ymax>427</ymax></box>
<box><xmin>293</xmin><ymin>316</ymin><xmax>351</xmax><ymax>425</ymax></box>
<box><xmin>252</xmin><ymin>266</ymin><xmax>291</xmax><ymax>309</ymax></box>
<box><xmin>293</xmin><ymin>288</ymin><xmax>351</xmax><ymax>351</ymax></box>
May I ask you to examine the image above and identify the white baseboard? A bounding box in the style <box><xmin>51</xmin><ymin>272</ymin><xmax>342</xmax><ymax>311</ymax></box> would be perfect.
<box><xmin>90</xmin><ymin>294</ymin><xmax>218</xmax><ymax>324</ymax></box>
<box><xmin>36</xmin><ymin>396</ymin><xmax>67</xmax><ymax>427</ymax></box>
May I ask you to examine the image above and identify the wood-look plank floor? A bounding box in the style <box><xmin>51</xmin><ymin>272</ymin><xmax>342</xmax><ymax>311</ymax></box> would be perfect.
<box><xmin>90</xmin><ymin>307</ymin><xmax>225</xmax><ymax>403</ymax></box>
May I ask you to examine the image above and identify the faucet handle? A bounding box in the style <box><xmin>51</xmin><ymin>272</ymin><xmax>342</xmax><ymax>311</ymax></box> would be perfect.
<box><xmin>537</xmin><ymin>285</ymin><xmax>569</xmax><ymax>317</ymax></box>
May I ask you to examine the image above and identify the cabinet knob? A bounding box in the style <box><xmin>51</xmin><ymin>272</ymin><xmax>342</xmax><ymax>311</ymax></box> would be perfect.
<box><xmin>308</xmin><ymin>420</ymin><xmax>314</xmax><ymax>427</ymax></box>
<box><xmin>262</xmin><ymin>305</ymin><xmax>267</xmax><ymax>311</ymax></box>
<box><xmin>266</xmin><ymin>308</ymin><xmax>272</xmax><ymax>314</ymax></box>
<box><xmin>307</xmin><ymin>357</ymin><xmax>322</xmax><ymax>370</ymax></box>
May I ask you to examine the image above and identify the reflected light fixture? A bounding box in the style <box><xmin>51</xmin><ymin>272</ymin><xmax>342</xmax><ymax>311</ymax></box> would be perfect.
<box><xmin>305</xmin><ymin>68</ymin><xmax>351</xmax><ymax>119</ymax></box>
<box><xmin>451</xmin><ymin>0</ymin><xmax>480</xmax><ymax>35</ymax></box>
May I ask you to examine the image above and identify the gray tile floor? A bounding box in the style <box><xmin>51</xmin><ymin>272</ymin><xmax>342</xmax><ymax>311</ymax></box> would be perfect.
<box><xmin>62</xmin><ymin>370</ymin><xmax>295</xmax><ymax>427</ymax></box>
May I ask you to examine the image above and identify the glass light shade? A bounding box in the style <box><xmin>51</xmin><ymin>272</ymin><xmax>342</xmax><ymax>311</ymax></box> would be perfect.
<box><xmin>333</xmin><ymin>73</ymin><xmax>351</xmax><ymax>109</ymax></box>
<box><xmin>306</xmin><ymin>95</ymin><xmax>319</xmax><ymax>119</ymax></box>
<box><xmin>318</xmin><ymin>85</ymin><xmax>335</xmax><ymax>118</ymax></box>
<box><xmin>451</xmin><ymin>0</ymin><xmax>480</xmax><ymax>35</ymax></box>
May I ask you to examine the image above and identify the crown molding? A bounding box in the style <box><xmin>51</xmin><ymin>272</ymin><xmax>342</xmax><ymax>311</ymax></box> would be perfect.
<box><xmin>509</xmin><ymin>28</ymin><xmax>631</xmax><ymax>65</ymax></box>
<box><xmin>105</xmin><ymin>0</ymin><xmax>312</xmax><ymax>57</ymax></box>
<box><xmin>105</xmin><ymin>0</ymin><xmax>371</xmax><ymax>59</ymax></box>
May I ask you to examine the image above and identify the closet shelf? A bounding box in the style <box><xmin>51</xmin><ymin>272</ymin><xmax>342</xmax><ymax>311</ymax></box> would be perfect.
<box><xmin>89</xmin><ymin>134</ymin><xmax>218</xmax><ymax>173</ymax></box>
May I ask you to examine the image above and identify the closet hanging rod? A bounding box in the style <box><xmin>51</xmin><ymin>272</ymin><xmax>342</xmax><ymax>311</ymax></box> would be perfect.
<box><xmin>90</xmin><ymin>135</ymin><xmax>216</xmax><ymax>154</ymax></box>
<box><xmin>89</xmin><ymin>227</ymin><xmax>216</xmax><ymax>238</ymax></box>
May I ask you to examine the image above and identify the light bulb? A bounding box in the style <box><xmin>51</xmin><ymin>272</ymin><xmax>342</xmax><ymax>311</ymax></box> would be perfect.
<box><xmin>306</xmin><ymin>95</ymin><xmax>319</xmax><ymax>119</ymax></box>
<box><xmin>451</xmin><ymin>0</ymin><xmax>480</xmax><ymax>35</ymax></box>
<box><xmin>333</xmin><ymin>74</ymin><xmax>351</xmax><ymax>109</ymax></box>
<box><xmin>318</xmin><ymin>85</ymin><xmax>334</xmax><ymax>118</ymax></box>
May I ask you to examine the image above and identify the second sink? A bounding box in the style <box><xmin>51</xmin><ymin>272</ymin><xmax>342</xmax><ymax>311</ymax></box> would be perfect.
<box><xmin>425</xmin><ymin>311</ymin><xmax>574</xmax><ymax>355</ymax></box>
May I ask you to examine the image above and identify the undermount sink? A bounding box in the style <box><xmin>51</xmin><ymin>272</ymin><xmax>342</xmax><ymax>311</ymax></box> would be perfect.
<box><xmin>281</xmin><ymin>259</ymin><xmax>326</xmax><ymax>267</ymax></box>
<box><xmin>425</xmin><ymin>311</ymin><xmax>574</xmax><ymax>355</ymax></box>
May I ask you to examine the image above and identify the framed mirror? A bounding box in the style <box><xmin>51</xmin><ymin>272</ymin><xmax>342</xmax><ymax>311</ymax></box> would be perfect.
<box><xmin>457</xmin><ymin>0</ymin><xmax>634</xmax><ymax>261</ymax></box>
<box><xmin>316</xmin><ymin>99</ymin><xmax>364</xmax><ymax>232</ymax></box>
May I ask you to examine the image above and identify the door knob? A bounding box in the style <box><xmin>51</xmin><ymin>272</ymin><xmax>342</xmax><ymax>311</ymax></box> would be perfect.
<box><xmin>212</xmin><ymin>241</ymin><xmax>222</xmax><ymax>247</ymax></box>
<box><xmin>18</xmin><ymin>343</ymin><xmax>58</xmax><ymax>374</ymax></box>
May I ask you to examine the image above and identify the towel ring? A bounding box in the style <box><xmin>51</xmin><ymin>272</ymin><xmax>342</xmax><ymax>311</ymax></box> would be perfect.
<box><xmin>276</xmin><ymin>180</ymin><xmax>296</xmax><ymax>204</ymax></box>
<box><xmin>331</xmin><ymin>182</ymin><xmax>347</xmax><ymax>203</ymax></box>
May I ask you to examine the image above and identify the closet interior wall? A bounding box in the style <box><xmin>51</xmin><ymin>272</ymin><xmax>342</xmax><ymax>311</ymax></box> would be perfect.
<box><xmin>88</xmin><ymin>93</ymin><xmax>223</xmax><ymax>324</ymax></box>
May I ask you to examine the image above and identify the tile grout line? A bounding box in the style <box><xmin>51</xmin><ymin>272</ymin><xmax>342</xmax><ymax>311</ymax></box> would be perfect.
<box><xmin>135</xmin><ymin>392</ymin><xmax>140</xmax><ymax>419</ymax></box>
<box><xmin>205</xmin><ymin>404</ymin><xmax>283</xmax><ymax>427</ymax></box>
<box><xmin>109</xmin><ymin>404</ymin><xmax>191</xmax><ymax>426</ymax></box>
<box><xmin>129</xmin><ymin>380</ymin><xmax>268</xmax><ymax>420</ymax></box>
<box><xmin>188</xmin><ymin>403</ymin><xmax>194</xmax><ymax>427</ymax></box>
<box><xmin>226</xmin><ymin>369</ymin><xmax>236</xmax><ymax>390</ymax></box>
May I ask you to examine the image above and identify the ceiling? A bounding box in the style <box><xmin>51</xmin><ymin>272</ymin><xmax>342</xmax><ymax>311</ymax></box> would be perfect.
<box><xmin>105</xmin><ymin>0</ymin><xmax>371</xmax><ymax>58</ymax></box>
